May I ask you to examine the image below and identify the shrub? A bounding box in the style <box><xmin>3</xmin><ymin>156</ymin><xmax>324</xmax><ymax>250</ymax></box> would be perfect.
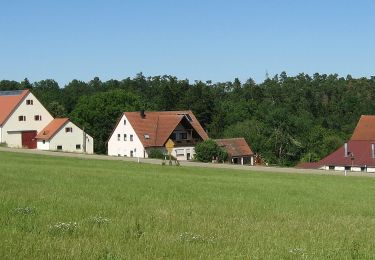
<box><xmin>148</xmin><ymin>149</ymin><xmax>166</xmax><ymax>159</ymax></box>
<box><xmin>195</xmin><ymin>139</ymin><xmax>228</xmax><ymax>163</ymax></box>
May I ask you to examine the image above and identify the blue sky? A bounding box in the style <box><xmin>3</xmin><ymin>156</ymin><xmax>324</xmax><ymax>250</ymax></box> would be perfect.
<box><xmin>0</xmin><ymin>0</ymin><xmax>374</xmax><ymax>86</ymax></box>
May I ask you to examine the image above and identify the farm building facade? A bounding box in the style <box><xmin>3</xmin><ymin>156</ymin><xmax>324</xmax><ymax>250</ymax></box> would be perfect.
<box><xmin>0</xmin><ymin>90</ymin><xmax>53</xmax><ymax>148</ymax></box>
<box><xmin>0</xmin><ymin>90</ymin><xmax>93</xmax><ymax>154</ymax></box>
<box><xmin>297</xmin><ymin>115</ymin><xmax>375</xmax><ymax>172</ymax></box>
<box><xmin>215</xmin><ymin>138</ymin><xmax>254</xmax><ymax>165</ymax></box>
<box><xmin>107</xmin><ymin>110</ymin><xmax>209</xmax><ymax>160</ymax></box>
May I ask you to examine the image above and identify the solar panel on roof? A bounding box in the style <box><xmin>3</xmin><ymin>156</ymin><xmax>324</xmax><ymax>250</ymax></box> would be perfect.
<box><xmin>0</xmin><ymin>90</ymin><xmax>24</xmax><ymax>96</ymax></box>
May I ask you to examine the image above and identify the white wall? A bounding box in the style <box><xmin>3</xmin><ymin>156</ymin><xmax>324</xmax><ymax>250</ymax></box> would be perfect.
<box><xmin>47</xmin><ymin>121</ymin><xmax>94</xmax><ymax>154</ymax></box>
<box><xmin>108</xmin><ymin>114</ymin><xmax>146</xmax><ymax>157</ymax></box>
<box><xmin>171</xmin><ymin>146</ymin><xmax>195</xmax><ymax>161</ymax></box>
<box><xmin>37</xmin><ymin>140</ymin><xmax>50</xmax><ymax>150</ymax></box>
<box><xmin>2</xmin><ymin>92</ymin><xmax>53</xmax><ymax>147</ymax></box>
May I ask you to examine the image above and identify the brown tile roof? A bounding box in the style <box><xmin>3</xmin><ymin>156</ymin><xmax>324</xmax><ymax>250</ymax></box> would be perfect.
<box><xmin>215</xmin><ymin>138</ymin><xmax>254</xmax><ymax>157</ymax></box>
<box><xmin>0</xmin><ymin>90</ymin><xmax>29</xmax><ymax>126</ymax></box>
<box><xmin>124</xmin><ymin>111</ymin><xmax>208</xmax><ymax>147</ymax></box>
<box><xmin>35</xmin><ymin>118</ymin><xmax>69</xmax><ymax>140</ymax></box>
<box><xmin>351</xmin><ymin>115</ymin><xmax>375</xmax><ymax>141</ymax></box>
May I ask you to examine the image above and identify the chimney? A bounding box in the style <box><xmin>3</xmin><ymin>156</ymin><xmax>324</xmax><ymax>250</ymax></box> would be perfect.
<box><xmin>140</xmin><ymin>110</ymin><xmax>145</xmax><ymax>119</ymax></box>
<box><xmin>372</xmin><ymin>144</ymin><xmax>375</xmax><ymax>158</ymax></box>
<box><xmin>344</xmin><ymin>143</ymin><xmax>348</xmax><ymax>157</ymax></box>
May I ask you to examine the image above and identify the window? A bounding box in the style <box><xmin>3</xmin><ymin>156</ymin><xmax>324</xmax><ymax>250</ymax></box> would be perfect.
<box><xmin>134</xmin><ymin>148</ymin><xmax>137</xmax><ymax>152</ymax></box>
<box><xmin>65</xmin><ymin>127</ymin><xmax>73</xmax><ymax>133</ymax></box>
<box><xmin>124</xmin><ymin>119</ymin><xmax>126</xmax><ymax>125</ymax></box>
<box><xmin>76</xmin><ymin>144</ymin><xmax>81</xmax><ymax>150</ymax></box>
<box><xmin>179</xmin><ymin>132</ymin><xmax>188</xmax><ymax>140</ymax></box>
<box><xmin>57</xmin><ymin>145</ymin><xmax>62</xmax><ymax>150</ymax></box>
<box><xmin>26</xmin><ymin>99</ymin><xmax>33</xmax><ymax>105</ymax></box>
<box><xmin>117</xmin><ymin>134</ymin><xmax>121</xmax><ymax>141</ymax></box>
<box><xmin>175</xmin><ymin>149</ymin><xmax>184</xmax><ymax>156</ymax></box>
<box><xmin>144</xmin><ymin>134</ymin><xmax>150</xmax><ymax>139</ymax></box>
<box><xmin>18</xmin><ymin>115</ymin><xmax>26</xmax><ymax>121</ymax></box>
<box><xmin>42</xmin><ymin>140</ymin><xmax>46</xmax><ymax>144</ymax></box>
<box><xmin>130</xmin><ymin>134</ymin><xmax>133</xmax><ymax>141</ymax></box>
<box><xmin>124</xmin><ymin>134</ymin><xmax>127</xmax><ymax>141</ymax></box>
<box><xmin>34</xmin><ymin>115</ymin><xmax>42</xmax><ymax>121</ymax></box>
<box><xmin>130</xmin><ymin>150</ymin><xmax>134</xmax><ymax>157</ymax></box>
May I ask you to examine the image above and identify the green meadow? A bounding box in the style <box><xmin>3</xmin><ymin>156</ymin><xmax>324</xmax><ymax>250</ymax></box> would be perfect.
<box><xmin>1</xmin><ymin>151</ymin><xmax>375</xmax><ymax>259</ymax></box>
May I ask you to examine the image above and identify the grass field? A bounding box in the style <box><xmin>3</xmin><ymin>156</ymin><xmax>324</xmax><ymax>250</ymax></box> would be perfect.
<box><xmin>1</xmin><ymin>151</ymin><xmax>375</xmax><ymax>259</ymax></box>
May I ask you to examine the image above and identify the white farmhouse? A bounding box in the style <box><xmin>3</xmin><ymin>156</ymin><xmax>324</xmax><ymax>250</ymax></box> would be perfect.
<box><xmin>107</xmin><ymin>111</ymin><xmax>208</xmax><ymax>160</ymax></box>
<box><xmin>0</xmin><ymin>90</ymin><xmax>53</xmax><ymax>148</ymax></box>
<box><xmin>35</xmin><ymin>118</ymin><xmax>94</xmax><ymax>154</ymax></box>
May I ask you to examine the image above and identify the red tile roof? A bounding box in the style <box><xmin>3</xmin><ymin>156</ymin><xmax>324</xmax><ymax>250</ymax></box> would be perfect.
<box><xmin>318</xmin><ymin>140</ymin><xmax>375</xmax><ymax>167</ymax></box>
<box><xmin>35</xmin><ymin>118</ymin><xmax>69</xmax><ymax>140</ymax></box>
<box><xmin>0</xmin><ymin>90</ymin><xmax>29</xmax><ymax>126</ymax></box>
<box><xmin>297</xmin><ymin>115</ymin><xmax>375</xmax><ymax>169</ymax></box>
<box><xmin>124</xmin><ymin>111</ymin><xmax>208</xmax><ymax>147</ymax></box>
<box><xmin>351</xmin><ymin>115</ymin><xmax>375</xmax><ymax>141</ymax></box>
<box><xmin>215</xmin><ymin>138</ymin><xmax>254</xmax><ymax>157</ymax></box>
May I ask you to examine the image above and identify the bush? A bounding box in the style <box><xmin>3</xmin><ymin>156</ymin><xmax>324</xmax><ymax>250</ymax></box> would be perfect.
<box><xmin>195</xmin><ymin>139</ymin><xmax>228</xmax><ymax>163</ymax></box>
<box><xmin>148</xmin><ymin>148</ymin><xmax>176</xmax><ymax>160</ymax></box>
<box><xmin>148</xmin><ymin>149</ymin><xmax>165</xmax><ymax>159</ymax></box>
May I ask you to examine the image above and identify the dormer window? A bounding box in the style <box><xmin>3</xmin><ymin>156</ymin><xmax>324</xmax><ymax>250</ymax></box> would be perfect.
<box><xmin>18</xmin><ymin>115</ymin><xmax>26</xmax><ymax>121</ymax></box>
<box><xmin>26</xmin><ymin>99</ymin><xmax>33</xmax><ymax>105</ymax></box>
<box><xmin>144</xmin><ymin>134</ymin><xmax>150</xmax><ymax>139</ymax></box>
<box><xmin>34</xmin><ymin>115</ymin><xmax>42</xmax><ymax>121</ymax></box>
<box><xmin>65</xmin><ymin>127</ymin><xmax>73</xmax><ymax>133</ymax></box>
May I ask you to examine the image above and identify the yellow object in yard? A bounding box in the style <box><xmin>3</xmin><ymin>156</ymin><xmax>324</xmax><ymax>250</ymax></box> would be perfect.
<box><xmin>165</xmin><ymin>139</ymin><xmax>174</xmax><ymax>154</ymax></box>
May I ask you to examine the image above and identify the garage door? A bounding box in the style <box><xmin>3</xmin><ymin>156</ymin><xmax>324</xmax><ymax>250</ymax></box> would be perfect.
<box><xmin>22</xmin><ymin>131</ymin><xmax>37</xmax><ymax>149</ymax></box>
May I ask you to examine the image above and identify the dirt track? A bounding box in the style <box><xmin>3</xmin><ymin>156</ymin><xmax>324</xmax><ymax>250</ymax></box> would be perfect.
<box><xmin>1</xmin><ymin>147</ymin><xmax>374</xmax><ymax>177</ymax></box>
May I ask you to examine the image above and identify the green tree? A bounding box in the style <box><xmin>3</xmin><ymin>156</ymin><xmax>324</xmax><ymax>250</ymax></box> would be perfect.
<box><xmin>70</xmin><ymin>90</ymin><xmax>142</xmax><ymax>153</ymax></box>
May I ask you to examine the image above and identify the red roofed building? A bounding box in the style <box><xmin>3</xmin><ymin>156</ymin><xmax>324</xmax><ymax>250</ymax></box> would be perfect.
<box><xmin>35</xmin><ymin>118</ymin><xmax>94</xmax><ymax>154</ymax></box>
<box><xmin>215</xmin><ymin>138</ymin><xmax>254</xmax><ymax>165</ymax></box>
<box><xmin>107</xmin><ymin>110</ymin><xmax>208</xmax><ymax>160</ymax></box>
<box><xmin>0</xmin><ymin>90</ymin><xmax>53</xmax><ymax>148</ymax></box>
<box><xmin>297</xmin><ymin>115</ymin><xmax>375</xmax><ymax>172</ymax></box>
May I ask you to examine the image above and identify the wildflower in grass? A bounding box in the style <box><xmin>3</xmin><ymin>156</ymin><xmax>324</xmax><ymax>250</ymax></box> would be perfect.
<box><xmin>12</xmin><ymin>207</ymin><xmax>36</xmax><ymax>215</ymax></box>
<box><xmin>49</xmin><ymin>221</ymin><xmax>78</xmax><ymax>235</ymax></box>
<box><xmin>89</xmin><ymin>216</ymin><xmax>110</xmax><ymax>226</ymax></box>
<box><xmin>179</xmin><ymin>232</ymin><xmax>216</xmax><ymax>243</ymax></box>
<box><xmin>289</xmin><ymin>248</ymin><xmax>308</xmax><ymax>258</ymax></box>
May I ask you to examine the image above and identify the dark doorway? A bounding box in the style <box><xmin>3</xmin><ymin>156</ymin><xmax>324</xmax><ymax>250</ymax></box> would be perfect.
<box><xmin>22</xmin><ymin>131</ymin><xmax>37</xmax><ymax>149</ymax></box>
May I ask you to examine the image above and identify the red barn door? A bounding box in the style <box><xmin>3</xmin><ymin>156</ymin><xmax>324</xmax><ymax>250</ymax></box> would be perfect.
<box><xmin>22</xmin><ymin>131</ymin><xmax>37</xmax><ymax>149</ymax></box>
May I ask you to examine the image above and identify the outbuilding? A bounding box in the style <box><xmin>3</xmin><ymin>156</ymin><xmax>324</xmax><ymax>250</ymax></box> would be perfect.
<box><xmin>215</xmin><ymin>138</ymin><xmax>254</xmax><ymax>165</ymax></box>
<box><xmin>35</xmin><ymin>118</ymin><xmax>94</xmax><ymax>154</ymax></box>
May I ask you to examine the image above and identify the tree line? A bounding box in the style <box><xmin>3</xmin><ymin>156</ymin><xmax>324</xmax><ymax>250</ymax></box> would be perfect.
<box><xmin>2</xmin><ymin>72</ymin><xmax>375</xmax><ymax>166</ymax></box>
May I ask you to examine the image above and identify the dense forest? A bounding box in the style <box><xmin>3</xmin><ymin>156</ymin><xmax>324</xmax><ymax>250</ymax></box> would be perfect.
<box><xmin>1</xmin><ymin>72</ymin><xmax>375</xmax><ymax>166</ymax></box>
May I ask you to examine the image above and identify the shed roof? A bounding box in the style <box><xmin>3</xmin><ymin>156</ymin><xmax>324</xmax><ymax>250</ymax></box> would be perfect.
<box><xmin>215</xmin><ymin>138</ymin><xmax>254</xmax><ymax>157</ymax></box>
<box><xmin>0</xmin><ymin>89</ymin><xmax>29</xmax><ymax>126</ymax></box>
<box><xmin>35</xmin><ymin>118</ymin><xmax>69</xmax><ymax>140</ymax></box>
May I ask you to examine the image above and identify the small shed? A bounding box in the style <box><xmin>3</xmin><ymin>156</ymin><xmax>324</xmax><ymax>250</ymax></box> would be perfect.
<box><xmin>35</xmin><ymin>118</ymin><xmax>94</xmax><ymax>154</ymax></box>
<box><xmin>215</xmin><ymin>138</ymin><xmax>254</xmax><ymax>165</ymax></box>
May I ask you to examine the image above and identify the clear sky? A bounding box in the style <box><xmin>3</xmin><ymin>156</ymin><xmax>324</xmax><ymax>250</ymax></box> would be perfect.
<box><xmin>0</xmin><ymin>0</ymin><xmax>374</xmax><ymax>86</ymax></box>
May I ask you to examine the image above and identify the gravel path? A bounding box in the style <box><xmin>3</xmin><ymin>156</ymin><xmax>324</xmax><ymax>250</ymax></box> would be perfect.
<box><xmin>1</xmin><ymin>147</ymin><xmax>374</xmax><ymax>177</ymax></box>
